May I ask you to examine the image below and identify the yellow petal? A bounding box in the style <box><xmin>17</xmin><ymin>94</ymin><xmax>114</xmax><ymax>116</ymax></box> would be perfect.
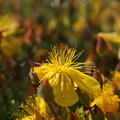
<box><xmin>49</xmin><ymin>72</ymin><xmax>79</xmax><ymax>107</ymax></box>
<box><xmin>33</xmin><ymin>66</ymin><xmax>47</xmax><ymax>81</ymax></box>
<box><xmin>91</xmin><ymin>95</ymin><xmax>120</xmax><ymax>114</ymax></box>
<box><xmin>65</xmin><ymin>68</ymin><xmax>101</xmax><ymax>97</ymax></box>
<box><xmin>98</xmin><ymin>33</ymin><xmax>120</xmax><ymax>44</ymax></box>
<box><xmin>21</xmin><ymin>115</ymin><xmax>35</xmax><ymax>120</ymax></box>
<box><xmin>91</xmin><ymin>84</ymin><xmax>120</xmax><ymax>115</ymax></box>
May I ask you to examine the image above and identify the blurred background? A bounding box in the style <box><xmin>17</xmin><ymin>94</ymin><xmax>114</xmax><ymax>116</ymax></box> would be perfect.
<box><xmin>0</xmin><ymin>0</ymin><xmax>120</xmax><ymax>119</ymax></box>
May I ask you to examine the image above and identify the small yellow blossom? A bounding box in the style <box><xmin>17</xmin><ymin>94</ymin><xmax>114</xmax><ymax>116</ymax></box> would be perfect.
<box><xmin>16</xmin><ymin>95</ymin><xmax>51</xmax><ymax>120</ymax></box>
<box><xmin>0</xmin><ymin>37</ymin><xmax>20</xmax><ymax>57</ymax></box>
<box><xmin>91</xmin><ymin>84</ymin><xmax>120</xmax><ymax>115</ymax></box>
<box><xmin>34</xmin><ymin>47</ymin><xmax>101</xmax><ymax>106</ymax></box>
<box><xmin>0</xmin><ymin>14</ymin><xmax>19</xmax><ymax>37</ymax></box>
<box><xmin>73</xmin><ymin>16</ymin><xmax>87</xmax><ymax>32</ymax></box>
<box><xmin>113</xmin><ymin>71</ymin><xmax>120</xmax><ymax>88</ymax></box>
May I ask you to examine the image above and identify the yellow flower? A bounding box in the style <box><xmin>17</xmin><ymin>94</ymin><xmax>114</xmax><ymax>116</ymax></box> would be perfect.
<box><xmin>91</xmin><ymin>84</ymin><xmax>120</xmax><ymax>115</ymax></box>
<box><xmin>34</xmin><ymin>47</ymin><xmax>101</xmax><ymax>106</ymax></box>
<box><xmin>35</xmin><ymin>95</ymin><xmax>48</xmax><ymax>117</ymax></box>
<box><xmin>113</xmin><ymin>71</ymin><xmax>120</xmax><ymax>88</ymax></box>
<box><xmin>73</xmin><ymin>16</ymin><xmax>87</xmax><ymax>32</ymax></box>
<box><xmin>0</xmin><ymin>37</ymin><xmax>20</xmax><ymax>57</ymax></box>
<box><xmin>98</xmin><ymin>33</ymin><xmax>120</xmax><ymax>44</ymax></box>
<box><xmin>16</xmin><ymin>95</ymin><xmax>51</xmax><ymax>120</ymax></box>
<box><xmin>0</xmin><ymin>14</ymin><xmax>19</xmax><ymax>37</ymax></box>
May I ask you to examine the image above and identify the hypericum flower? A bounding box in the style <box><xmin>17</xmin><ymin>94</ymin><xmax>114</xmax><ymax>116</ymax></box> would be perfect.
<box><xmin>0</xmin><ymin>14</ymin><xmax>19</xmax><ymax>37</ymax></box>
<box><xmin>91</xmin><ymin>84</ymin><xmax>120</xmax><ymax>115</ymax></box>
<box><xmin>16</xmin><ymin>95</ymin><xmax>52</xmax><ymax>120</ymax></box>
<box><xmin>113</xmin><ymin>71</ymin><xmax>120</xmax><ymax>88</ymax></box>
<box><xmin>33</xmin><ymin>47</ymin><xmax>101</xmax><ymax>106</ymax></box>
<box><xmin>73</xmin><ymin>16</ymin><xmax>87</xmax><ymax>32</ymax></box>
<box><xmin>0</xmin><ymin>37</ymin><xmax>20</xmax><ymax>57</ymax></box>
